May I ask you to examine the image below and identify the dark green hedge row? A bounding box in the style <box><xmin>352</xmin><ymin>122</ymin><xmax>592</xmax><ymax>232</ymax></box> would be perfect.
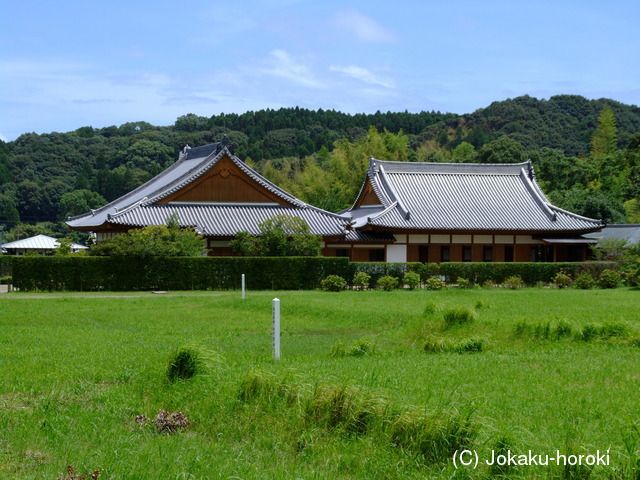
<box><xmin>0</xmin><ymin>256</ymin><xmax>12</xmax><ymax>276</ymax></box>
<box><xmin>12</xmin><ymin>256</ymin><xmax>351</xmax><ymax>292</ymax></box>
<box><xmin>350</xmin><ymin>261</ymin><xmax>618</xmax><ymax>285</ymax></box>
<box><xmin>9</xmin><ymin>256</ymin><xmax>617</xmax><ymax>291</ymax></box>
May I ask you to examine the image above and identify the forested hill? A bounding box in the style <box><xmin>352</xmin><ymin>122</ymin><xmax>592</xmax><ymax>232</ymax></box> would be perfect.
<box><xmin>0</xmin><ymin>94</ymin><xmax>639</xmax><ymax>242</ymax></box>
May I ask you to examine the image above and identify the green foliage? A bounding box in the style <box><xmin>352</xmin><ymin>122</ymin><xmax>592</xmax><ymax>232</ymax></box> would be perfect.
<box><xmin>230</xmin><ymin>215</ymin><xmax>321</xmax><ymax>257</ymax></box>
<box><xmin>320</xmin><ymin>274</ymin><xmax>347</xmax><ymax>292</ymax></box>
<box><xmin>376</xmin><ymin>275</ymin><xmax>399</xmax><ymax>291</ymax></box>
<box><xmin>442</xmin><ymin>307</ymin><xmax>476</xmax><ymax>329</ymax></box>
<box><xmin>552</xmin><ymin>271</ymin><xmax>572</xmax><ymax>288</ymax></box>
<box><xmin>11</xmin><ymin>256</ymin><xmax>350</xmax><ymax>291</ymax></box>
<box><xmin>503</xmin><ymin>275</ymin><xmax>525</xmax><ymax>289</ymax></box>
<box><xmin>423</xmin><ymin>337</ymin><xmax>484</xmax><ymax>354</ymax></box>
<box><xmin>591</xmin><ymin>106</ymin><xmax>618</xmax><ymax>159</ymax></box>
<box><xmin>403</xmin><ymin>271</ymin><xmax>421</xmax><ymax>290</ymax></box>
<box><xmin>90</xmin><ymin>224</ymin><xmax>204</xmax><ymax>258</ymax></box>
<box><xmin>456</xmin><ymin>277</ymin><xmax>471</xmax><ymax>289</ymax></box>
<box><xmin>166</xmin><ymin>346</ymin><xmax>205</xmax><ymax>382</ymax></box>
<box><xmin>352</xmin><ymin>271</ymin><xmax>371</xmax><ymax>290</ymax></box>
<box><xmin>59</xmin><ymin>189</ymin><xmax>107</xmax><ymax>219</ymax></box>
<box><xmin>597</xmin><ymin>269</ymin><xmax>622</xmax><ymax>289</ymax></box>
<box><xmin>330</xmin><ymin>339</ymin><xmax>375</xmax><ymax>357</ymax></box>
<box><xmin>425</xmin><ymin>277</ymin><xmax>445</xmax><ymax>290</ymax></box>
<box><xmin>574</xmin><ymin>271</ymin><xmax>596</xmax><ymax>289</ymax></box>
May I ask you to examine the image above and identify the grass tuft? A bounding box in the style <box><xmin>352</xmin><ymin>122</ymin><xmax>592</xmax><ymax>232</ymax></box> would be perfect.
<box><xmin>442</xmin><ymin>307</ymin><xmax>476</xmax><ymax>329</ymax></box>
<box><xmin>330</xmin><ymin>339</ymin><xmax>376</xmax><ymax>357</ymax></box>
<box><xmin>390</xmin><ymin>406</ymin><xmax>478</xmax><ymax>464</ymax></box>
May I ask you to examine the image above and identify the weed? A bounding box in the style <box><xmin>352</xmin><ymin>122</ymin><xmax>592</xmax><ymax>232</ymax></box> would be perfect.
<box><xmin>166</xmin><ymin>346</ymin><xmax>205</xmax><ymax>382</ymax></box>
<box><xmin>330</xmin><ymin>339</ymin><xmax>375</xmax><ymax>357</ymax></box>
<box><xmin>304</xmin><ymin>384</ymin><xmax>388</xmax><ymax>435</ymax></box>
<box><xmin>237</xmin><ymin>370</ymin><xmax>300</xmax><ymax>406</ymax></box>
<box><xmin>443</xmin><ymin>307</ymin><xmax>476</xmax><ymax>329</ymax></box>
<box><xmin>390</xmin><ymin>406</ymin><xmax>478</xmax><ymax>464</ymax></box>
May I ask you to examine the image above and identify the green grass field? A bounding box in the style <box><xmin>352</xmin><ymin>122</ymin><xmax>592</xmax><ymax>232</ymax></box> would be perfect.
<box><xmin>0</xmin><ymin>288</ymin><xmax>639</xmax><ymax>479</ymax></box>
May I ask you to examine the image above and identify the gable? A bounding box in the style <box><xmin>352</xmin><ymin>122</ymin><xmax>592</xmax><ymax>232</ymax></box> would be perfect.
<box><xmin>157</xmin><ymin>155</ymin><xmax>292</xmax><ymax>206</ymax></box>
<box><xmin>353</xmin><ymin>177</ymin><xmax>383</xmax><ymax>208</ymax></box>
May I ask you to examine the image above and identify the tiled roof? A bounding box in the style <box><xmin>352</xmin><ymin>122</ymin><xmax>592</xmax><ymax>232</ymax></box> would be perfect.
<box><xmin>583</xmin><ymin>224</ymin><xmax>640</xmax><ymax>246</ymax></box>
<box><xmin>106</xmin><ymin>203</ymin><xmax>348</xmax><ymax>237</ymax></box>
<box><xmin>68</xmin><ymin>143</ymin><xmax>349</xmax><ymax>236</ymax></box>
<box><xmin>1</xmin><ymin>234</ymin><xmax>87</xmax><ymax>250</ymax></box>
<box><xmin>347</xmin><ymin>159</ymin><xmax>603</xmax><ymax>233</ymax></box>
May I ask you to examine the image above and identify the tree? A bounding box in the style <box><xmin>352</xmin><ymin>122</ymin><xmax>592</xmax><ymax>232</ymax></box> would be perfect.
<box><xmin>591</xmin><ymin>106</ymin><xmax>618</xmax><ymax>159</ymax></box>
<box><xmin>230</xmin><ymin>215</ymin><xmax>321</xmax><ymax>256</ymax></box>
<box><xmin>0</xmin><ymin>194</ymin><xmax>20</xmax><ymax>228</ymax></box>
<box><xmin>59</xmin><ymin>189</ymin><xmax>107</xmax><ymax>219</ymax></box>
<box><xmin>90</xmin><ymin>217</ymin><xmax>204</xmax><ymax>258</ymax></box>
<box><xmin>476</xmin><ymin>136</ymin><xmax>526</xmax><ymax>164</ymax></box>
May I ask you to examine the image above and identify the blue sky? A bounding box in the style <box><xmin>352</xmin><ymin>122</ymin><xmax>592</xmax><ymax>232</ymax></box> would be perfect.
<box><xmin>2</xmin><ymin>0</ymin><xmax>639</xmax><ymax>141</ymax></box>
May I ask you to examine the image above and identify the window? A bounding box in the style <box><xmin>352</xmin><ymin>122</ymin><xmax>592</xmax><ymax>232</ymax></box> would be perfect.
<box><xmin>336</xmin><ymin>249</ymin><xmax>349</xmax><ymax>258</ymax></box>
<box><xmin>369</xmin><ymin>249</ymin><xmax>385</xmax><ymax>262</ymax></box>
<box><xmin>462</xmin><ymin>245</ymin><xmax>472</xmax><ymax>262</ymax></box>
<box><xmin>483</xmin><ymin>246</ymin><xmax>493</xmax><ymax>262</ymax></box>
<box><xmin>418</xmin><ymin>245</ymin><xmax>429</xmax><ymax>263</ymax></box>
<box><xmin>504</xmin><ymin>245</ymin><xmax>514</xmax><ymax>262</ymax></box>
<box><xmin>440</xmin><ymin>245</ymin><xmax>450</xmax><ymax>262</ymax></box>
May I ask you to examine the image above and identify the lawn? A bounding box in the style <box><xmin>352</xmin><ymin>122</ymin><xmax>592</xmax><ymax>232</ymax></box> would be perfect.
<box><xmin>0</xmin><ymin>288</ymin><xmax>638</xmax><ymax>479</ymax></box>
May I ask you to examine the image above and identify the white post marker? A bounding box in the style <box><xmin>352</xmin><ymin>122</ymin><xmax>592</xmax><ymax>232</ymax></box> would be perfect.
<box><xmin>272</xmin><ymin>298</ymin><xmax>281</xmax><ymax>361</ymax></box>
<box><xmin>241</xmin><ymin>274</ymin><xmax>246</xmax><ymax>300</ymax></box>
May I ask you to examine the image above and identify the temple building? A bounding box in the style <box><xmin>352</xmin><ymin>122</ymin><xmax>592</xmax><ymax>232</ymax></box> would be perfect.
<box><xmin>68</xmin><ymin>143</ymin><xmax>603</xmax><ymax>262</ymax></box>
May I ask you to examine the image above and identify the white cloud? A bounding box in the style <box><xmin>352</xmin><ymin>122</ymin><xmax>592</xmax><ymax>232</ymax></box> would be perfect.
<box><xmin>260</xmin><ymin>49</ymin><xmax>324</xmax><ymax>88</ymax></box>
<box><xmin>331</xmin><ymin>9</ymin><xmax>397</xmax><ymax>43</ymax></box>
<box><xmin>330</xmin><ymin>65</ymin><xmax>395</xmax><ymax>88</ymax></box>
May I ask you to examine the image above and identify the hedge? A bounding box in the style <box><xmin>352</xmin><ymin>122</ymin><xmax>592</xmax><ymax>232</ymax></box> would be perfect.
<box><xmin>11</xmin><ymin>256</ymin><xmax>351</xmax><ymax>292</ymax></box>
<box><xmin>0</xmin><ymin>256</ymin><xmax>12</xmax><ymax>277</ymax></box>
<box><xmin>8</xmin><ymin>256</ymin><xmax>617</xmax><ymax>292</ymax></box>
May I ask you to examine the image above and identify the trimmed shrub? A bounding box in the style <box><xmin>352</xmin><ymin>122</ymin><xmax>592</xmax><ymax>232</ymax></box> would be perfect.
<box><xmin>552</xmin><ymin>271</ymin><xmax>572</xmax><ymax>289</ymax></box>
<box><xmin>443</xmin><ymin>307</ymin><xmax>476</xmax><ymax>329</ymax></box>
<box><xmin>574</xmin><ymin>272</ymin><xmax>595</xmax><ymax>289</ymax></box>
<box><xmin>377</xmin><ymin>275</ymin><xmax>399</xmax><ymax>291</ymax></box>
<box><xmin>597</xmin><ymin>269</ymin><xmax>622</xmax><ymax>289</ymax></box>
<box><xmin>503</xmin><ymin>275</ymin><xmax>525</xmax><ymax>289</ymax></box>
<box><xmin>403</xmin><ymin>271</ymin><xmax>421</xmax><ymax>290</ymax></box>
<box><xmin>425</xmin><ymin>277</ymin><xmax>446</xmax><ymax>290</ymax></box>
<box><xmin>352</xmin><ymin>271</ymin><xmax>371</xmax><ymax>290</ymax></box>
<box><xmin>456</xmin><ymin>277</ymin><xmax>471</xmax><ymax>289</ymax></box>
<box><xmin>321</xmin><ymin>275</ymin><xmax>347</xmax><ymax>292</ymax></box>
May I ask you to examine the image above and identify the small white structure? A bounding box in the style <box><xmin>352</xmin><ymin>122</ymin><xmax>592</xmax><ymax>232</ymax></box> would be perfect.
<box><xmin>1</xmin><ymin>235</ymin><xmax>88</xmax><ymax>255</ymax></box>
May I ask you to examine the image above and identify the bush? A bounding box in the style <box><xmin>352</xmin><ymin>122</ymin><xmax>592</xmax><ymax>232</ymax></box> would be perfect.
<box><xmin>552</xmin><ymin>271</ymin><xmax>572</xmax><ymax>289</ymax></box>
<box><xmin>425</xmin><ymin>277</ymin><xmax>446</xmax><ymax>290</ymax></box>
<box><xmin>403</xmin><ymin>271</ymin><xmax>421</xmax><ymax>290</ymax></box>
<box><xmin>321</xmin><ymin>274</ymin><xmax>347</xmax><ymax>292</ymax></box>
<box><xmin>597</xmin><ymin>269</ymin><xmax>622</xmax><ymax>289</ymax></box>
<box><xmin>377</xmin><ymin>275</ymin><xmax>399</xmax><ymax>291</ymax></box>
<box><xmin>456</xmin><ymin>277</ymin><xmax>471</xmax><ymax>289</ymax></box>
<box><xmin>352</xmin><ymin>271</ymin><xmax>371</xmax><ymax>290</ymax></box>
<box><xmin>443</xmin><ymin>307</ymin><xmax>476</xmax><ymax>329</ymax></box>
<box><xmin>574</xmin><ymin>272</ymin><xmax>595</xmax><ymax>289</ymax></box>
<box><xmin>503</xmin><ymin>275</ymin><xmax>525</xmax><ymax>289</ymax></box>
